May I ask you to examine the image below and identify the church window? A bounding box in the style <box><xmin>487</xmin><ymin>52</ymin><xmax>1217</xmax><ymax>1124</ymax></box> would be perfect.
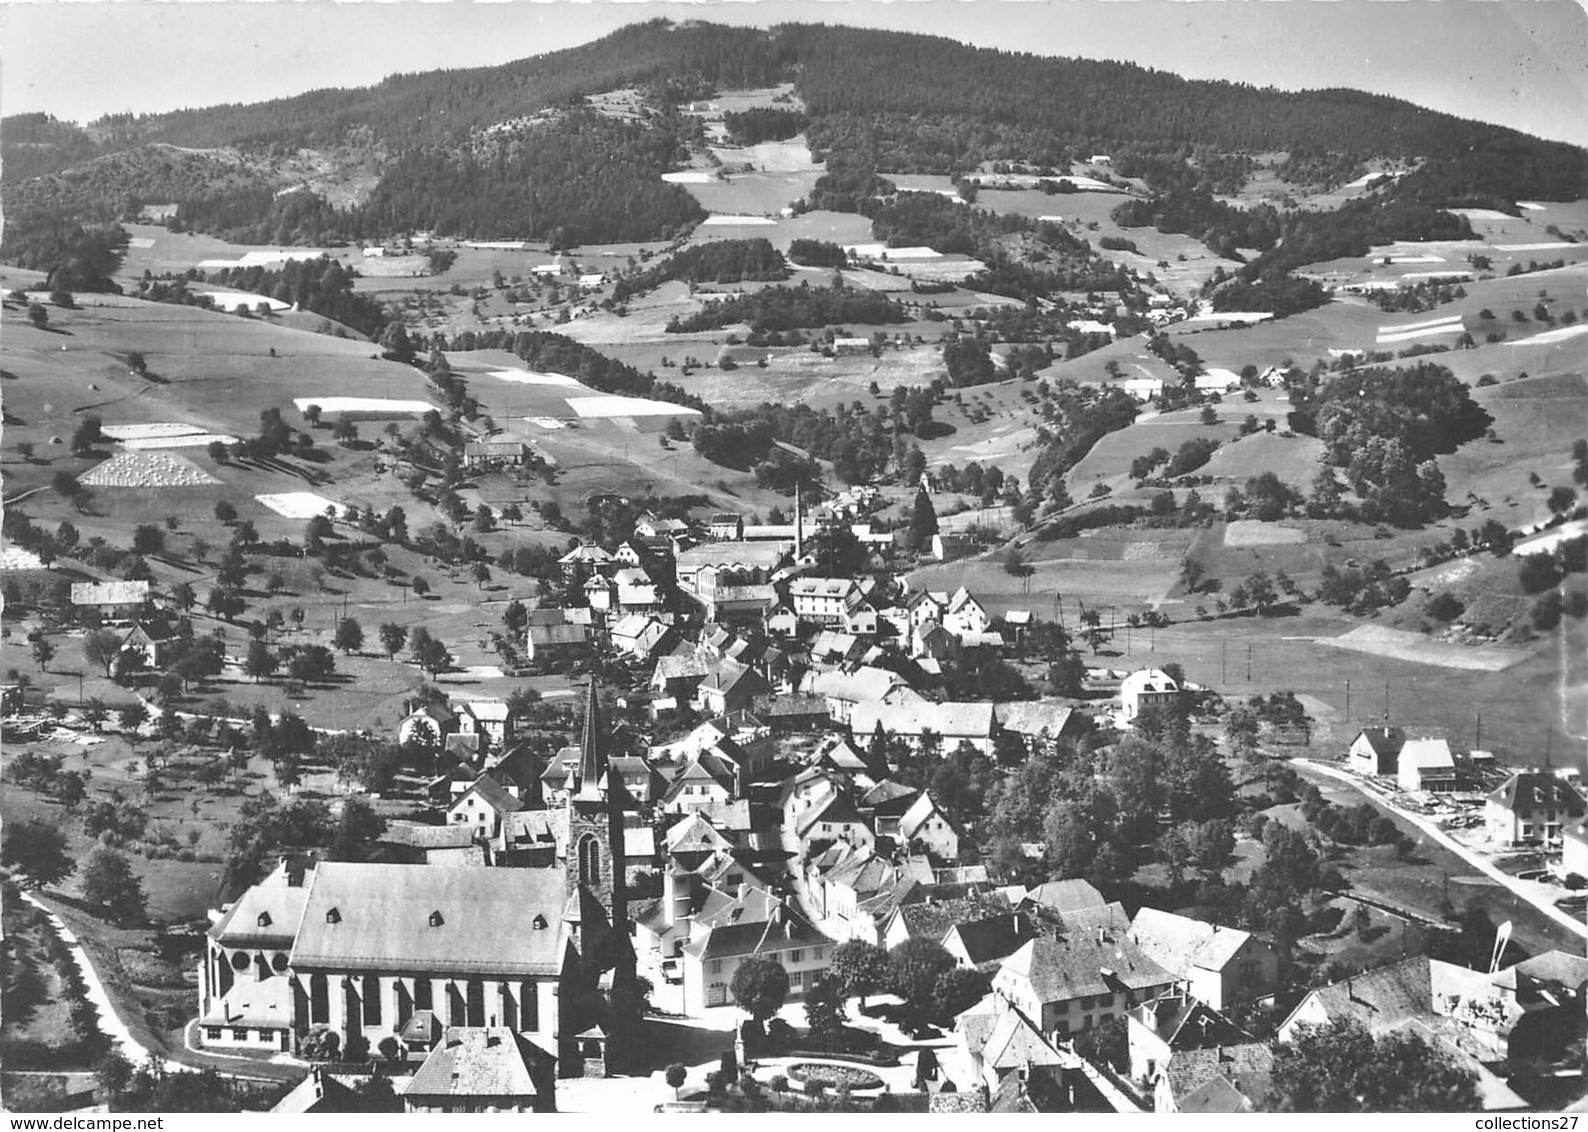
<box><xmin>578</xmin><ymin>836</ymin><xmax>601</xmax><ymax>885</ymax></box>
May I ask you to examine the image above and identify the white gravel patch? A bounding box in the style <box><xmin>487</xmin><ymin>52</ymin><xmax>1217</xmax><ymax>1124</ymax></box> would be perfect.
<box><xmin>126</xmin><ymin>237</ymin><xmax>157</xmax><ymax>249</ymax></box>
<box><xmin>700</xmin><ymin>215</ymin><xmax>778</xmax><ymax>226</ymax></box>
<box><xmin>1447</xmin><ymin>208</ymin><xmax>1514</xmax><ymax>222</ymax></box>
<box><xmin>566</xmin><ymin>396</ymin><xmax>702</xmax><ymax>419</ymax></box>
<box><xmin>1517</xmin><ymin>203</ymin><xmax>1547</xmax><ymax>212</ymax></box>
<box><xmin>1322</xmin><ymin>625</ymin><xmax>1527</xmax><ymax>672</ymax></box>
<box><xmin>291</xmin><ymin>396</ymin><xmax>432</xmax><ymax>416</ymax></box>
<box><xmin>662</xmin><ymin>171</ymin><xmax>714</xmax><ymax>184</ymax></box>
<box><xmin>527</xmin><ymin>417</ymin><xmax>569</xmax><ymax>429</ymax></box>
<box><xmin>195</xmin><ymin>289</ymin><xmax>292</xmax><ymax>312</ymax></box>
<box><xmin>1181</xmin><ymin>311</ymin><xmax>1275</xmax><ymax>325</ymax></box>
<box><xmin>256</xmin><ymin>491</ymin><xmax>343</xmax><ymax>519</ymax></box>
<box><xmin>1380</xmin><ymin>314</ymin><xmax>1464</xmax><ymax>334</ymax></box>
<box><xmin>80</xmin><ymin>451</ymin><xmax>220</xmax><ymax>487</ymax></box>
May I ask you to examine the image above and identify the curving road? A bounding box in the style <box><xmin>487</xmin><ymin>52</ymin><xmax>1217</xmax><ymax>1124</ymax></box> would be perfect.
<box><xmin>1294</xmin><ymin>758</ymin><xmax>1587</xmax><ymax>943</ymax></box>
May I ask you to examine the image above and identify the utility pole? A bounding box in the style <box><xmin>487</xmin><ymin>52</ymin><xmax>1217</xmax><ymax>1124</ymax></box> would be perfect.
<box><xmin>1246</xmin><ymin>642</ymin><xmax>1252</xmax><ymax>682</ymax></box>
<box><xmin>1345</xmin><ymin>679</ymin><xmax>1351</xmax><ymax>725</ymax></box>
<box><xmin>1221</xmin><ymin>640</ymin><xmax>1227</xmax><ymax>684</ymax></box>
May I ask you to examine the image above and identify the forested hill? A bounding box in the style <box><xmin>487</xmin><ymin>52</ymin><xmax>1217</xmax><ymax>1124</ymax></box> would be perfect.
<box><xmin>3</xmin><ymin>18</ymin><xmax>1584</xmax><ymax>250</ymax></box>
<box><xmin>9</xmin><ymin>19</ymin><xmax>1583</xmax><ymax>189</ymax></box>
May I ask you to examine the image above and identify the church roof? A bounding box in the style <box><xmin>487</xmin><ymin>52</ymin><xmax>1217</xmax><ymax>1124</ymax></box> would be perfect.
<box><xmin>289</xmin><ymin>863</ymin><xmax>565</xmax><ymax>976</ymax></box>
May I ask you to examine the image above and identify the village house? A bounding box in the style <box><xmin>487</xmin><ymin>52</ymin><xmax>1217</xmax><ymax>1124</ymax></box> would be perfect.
<box><xmin>1119</xmin><ymin>668</ymin><xmax>1180</xmax><ymax>723</ymax></box>
<box><xmin>880</xmin><ymin>891</ymin><xmax>1013</xmax><ymax>952</ymax></box>
<box><xmin>1126</xmin><ymin>993</ymin><xmax>1273</xmax><ymax>1114</ymax></box>
<box><xmin>796</xmin><ymin>790</ymin><xmax>876</xmax><ymax>850</ymax></box>
<box><xmin>524</xmin><ymin>621</ymin><xmax>593</xmax><ymax>667</ymax></box>
<box><xmin>931</xmin><ymin>533</ymin><xmax>975</xmax><ymax>563</ymax></box>
<box><xmin>70</xmin><ymin>578</ymin><xmax>150</xmax><ymax>620</ymax></box>
<box><xmin>1349</xmin><ymin>726</ymin><xmax>1406</xmax><ymax>777</ymax></box>
<box><xmin>557</xmin><ymin>543</ymin><xmax>615</xmax><ymax>585</ymax></box>
<box><xmin>402</xmin><ymin>1027</ymin><xmax>558</xmax><ymax>1113</ymax></box>
<box><xmin>991</xmin><ymin>925</ymin><xmax>1179</xmax><ymax>1040</ymax></box>
<box><xmin>447</xmin><ymin>776</ymin><xmax>526</xmax><ymax>839</ymax></box>
<box><xmin>860</xmin><ymin>779</ymin><xmax>919</xmax><ymax>839</ymax></box>
<box><xmin>658</xmin><ymin>754</ymin><xmax>738</xmax><ymax>814</ymax></box>
<box><xmin>454</xmin><ymin>699</ymin><xmax>512</xmax><ymax>750</ymax></box>
<box><xmin>398</xmin><ymin>702</ymin><xmax>457</xmax><ymax>750</ymax></box>
<box><xmin>899</xmin><ymin>792</ymin><xmax>961</xmax><ymax>861</ymax></box>
<box><xmin>694</xmin><ymin>659</ymin><xmax>770</xmax><ymax>717</ymax></box>
<box><xmin>788</xmin><ymin>576</ymin><xmax>861</xmax><ymax>626</ymax></box>
<box><xmin>1485</xmin><ymin>772</ymin><xmax>1587</xmax><ymax>847</ymax></box>
<box><xmin>943</xmin><ymin>587</ymin><xmax>993</xmax><ymax>639</ymax></box>
<box><xmin>1126</xmin><ymin>908</ymin><xmax>1278</xmax><ymax>1011</ymax></box>
<box><xmin>684</xmin><ymin>907</ymin><xmax>832</xmax><ymax>1011</ymax></box>
<box><xmin>119</xmin><ymin>620</ymin><xmax>176</xmax><ymax>669</ymax></box>
<box><xmin>832</xmin><ymin>336</ymin><xmax>872</xmax><ymax>357</ymax></box>
<box><xmin>607</xmin><ymin>613</ymin><xmax>674</xmax><ymax>661</ymax></box>
<box><xmin>612</xmin><ymin>566</ymin><xmax>661</xmax><ymax>612</ymax></box>
<box><xmin>634</xmin><ymin>515</ymin><xmax>690</xmax><ymax>541</ymax></box>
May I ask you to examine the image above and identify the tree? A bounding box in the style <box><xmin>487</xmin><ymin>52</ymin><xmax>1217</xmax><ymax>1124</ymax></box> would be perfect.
<box><xmin>71</xmin><ymin>415</ymin><xmax>103</xmax><ymax>455</ymax></box>
<box><xmin>378</xmin><ymin>622</ymin><xmax>407</xmax><ymax>660</ymax></box>
<box><xmin>303</xmin><ymin>403</ymin><xmax>323</xmax><ymax>428</ymax></box>
<box><xmin>665</xmin><ymin>1063</ymin><xmax>688</xmax><ymax>1100</ymax></box>
<box><xmin>413</xmin><ymin>634</ymin><xmax>453</xmax><ymax>677</ymax></box>
<box><xmin>830</xmin><ymin>939</ymin><xmax>892</xmax><ymax>1007</ymax></box>
<box><xmin>729</xmin><ymin>956</ymin><xmax>789</xmax><ymax>1023</ymax></box>
<box><xmin>1265</xmin><ymin>1019</ymin><xmax>1480</xmax><ymax>1112</ymax></box>
<box><xmin>214</xmin><ymin>500</ymin><xmax>238</xmax><ymax>525</ymax></box>
<box><xmin>245</xmin><ymin>640</ymin><xmax>277</xmax><ymax>683</ymax></box>
<box><xmin>334</xmin><ymin>618</ymin><xmax>364</xmax><ymax>654</ymax></box>
<box><xmin>1</xmin><ymin>820</ymin><xmax>76</xmax><ymax>889</ymax></box>
<box><xmin>131</xmin><ymin>524</ymin><xmax>165</xmax><ymax>557</ymax></box>
<box><xmin>503</xmin><ymin>600</ymin><xmax>528</xmax><ymax>636</ymax></box>
<box><xmin>83</xmin><ymin>628</ymin><xmax>122</xmax><ymax>676</ymax></box>
<box><xmin>31</xmin><ymin>636</ymin><xmax>55</xmax><ymax>671</ymax></box>
<box><xmin>80</xmin><ymin>846</ymin><xmax>146</xmax><ymax>923</ymax></box>
<box><xmin>170</xmin><ymin>581</ymin><xmax>196</xmax><ymax>610</ymax></box>
<box><xmin>804</xmin><ymin>975</ymin><xmax>848</xmax><ymax>1049</ymax></box>
<box><xmin>118</xmin><ymin>702</ymin><xmax>149</xmax><ymax>734</ymax></box>
<box><xmin>933</xmin><ymin>968</ymin><xmax>990</xmax><ymax>1021</ymax></box>
<box><xmin>28</xmin><ymin>302</ymin><xmax>49</xmax><ymax>329</ymax></box>
<box><xmin>888</xmin><ymin>937</ymin><xmax>957</xmax><ymax>1029</ymax></box>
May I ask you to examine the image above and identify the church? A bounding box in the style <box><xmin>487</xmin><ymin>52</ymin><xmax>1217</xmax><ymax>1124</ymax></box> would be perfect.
<box><xmin>196</xmin><ymin>684</ymin><xmax>639</xmax><ymax>1075</ymax></box>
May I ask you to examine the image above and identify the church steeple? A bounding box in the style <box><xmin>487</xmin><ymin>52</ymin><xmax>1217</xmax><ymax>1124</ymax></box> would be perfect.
<box><xmin>573</xmin><ymin>678</ymin><xmax>606</xmax><ymax>803</ymax></box>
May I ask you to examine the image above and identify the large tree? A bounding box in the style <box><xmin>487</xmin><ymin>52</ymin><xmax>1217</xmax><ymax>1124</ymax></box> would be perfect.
<box><xmin>830</xmin><ymin>939</ymin><xmax>892</xmax><ymax>1007</ymax></box>
<box><xmin>80</xmin><ymin>846</ymin><xmax>146</xmax><ymax>923</ymax></box>
<box><xmin>1</xmin><ymin>820</ymin><xmax>76</xmax><ymax>889</ymax></box>
<box><xmin>730</xmin><ymin>955</ymin><xmax>789</xmax><ymax>1023</ymax></box>
<box><xmin>1266</xmin><ymin>1019</ymin><xmax>1480</xmax><ymax>1112</ymax></box>
<box><xmin>888</xmin><ymin>937</ymin><xmax>957</xmax><ymax>1029</ymax></box>
<box><xmin>82</xmin><ymin>628</ymin><xmax>123</xmax><ymax>677</ymax></box>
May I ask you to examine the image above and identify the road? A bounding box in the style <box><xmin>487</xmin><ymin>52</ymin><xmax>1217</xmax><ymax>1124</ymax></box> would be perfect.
<box><xmin>1294</xmin><ymin>758</ymin><xmax>1587</xmax><ymax>943</ymax></box>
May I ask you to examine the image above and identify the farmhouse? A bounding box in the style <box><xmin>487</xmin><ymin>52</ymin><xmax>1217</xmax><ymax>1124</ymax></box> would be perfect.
<box><xmin>70</xmin><ymin>579</ymin><xmax>150</xmax><ymax>619</ymax></box>
<box><xmin>849</xmin><ymin>701</ymin><xmax>999</xmax><ymax>756</ymax></box>
<box><xmin>1121</xmin><ymin>377</ymin><xmax>1165</xmax><ymax>402</ymax></box>
<box><xmin>524</xmin><ymin>622</ymin><xmax>593</xmax><ymax>665</ymax></box>
<box><xmin>1484</xmin><ymin>772</ymin><xmax>1587</xmax><ymax>847</ymax></box>
<box><xmin>833</xmin><ymin>336</ymin><xmax>872</xmax><ymax>356</ymax></box>
<box><xmin>932</xmin><ymin>533</ymin><xmax>975</xmax><ymax>562</ymax></box>
<box><xmin>462</xmin><ymin>439</ymin><xmax>530</xmax><ymax>468</ymax></box>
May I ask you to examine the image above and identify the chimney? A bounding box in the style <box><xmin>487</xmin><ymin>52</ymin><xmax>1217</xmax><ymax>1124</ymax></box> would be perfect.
<box><xmin>737</xmin><ymin>882</ymin><xmax>750</xmax><ymax>901</ymax></box>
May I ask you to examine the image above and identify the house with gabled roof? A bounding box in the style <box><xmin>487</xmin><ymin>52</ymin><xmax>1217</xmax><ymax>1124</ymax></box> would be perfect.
<box><xmin>119</xmin><ymin>620</ymin><xmax>176</xmax><ymax>669</ymax></box>
<box><xmin>402</xmin><ymin>1027</ymin><xmax>557</xmax><ymax>1113</ymax></box>
<box><xmin>944</xmin><ymin>587</ymin><xmax>992</xmax><ymax>639</ymax></box>
<box><xmin>993</xmin><ymin>924</ymin><xmax>1179</xmax><ymax>1041</ymax></box>
<box><xmin>681</xmin><ymin>899</ymin><xmax>832</xmax><ymax>1012</ymax></box>
<box><xmin>558</xmin><ymin>542</ymin><xmax>615</xmax><ymax>584</ymax></box>
<box><xmin>880</xmin><ymin>890</ymin><xmax>1013</xmax><ymax>951</ymax></box>
<box><xmin>659</xmin><ymin>754</ymin><xmax>738</xmax><ymax>815</ymax></box>
<box><xmin>860</xmin><ymin>779</ymin><xmax>920</xmax><ymax>837</ymax></box>
<box><xmin>608</xmin><ymin>613</ymin><xmax>674</xmax><ymax>661</ymax></box>
<box><xmin>900</xmin><ymin>792</ymin><xmax>961</xmax><ymax>861</ymax></box>
<box><xmin>1127</xmin><ymin>908</ymin><xmax>1278</xmax><ymax>1011</ymax></box>
<box><xmin>447</xmin><ymin>776</ymin><xmax>527</xmax><ymax>839</ymax></box>
<box><xmin>848</xmin><ymin>701</ymin><xmax>998</xmax><ymax>756</ymax></box>
<box><xmin>1119</xmin><ymin>668</ymin><xmax>1179</xmax><ymax>723</ymax></box>
<box><xmin>796</xmin><ymin>790</ymin><xmax>874</xmax><ymax>849</ymax></box>
<box><xmin>1016</xmin><ymin>878</ymin><xmax>1107</xmax><ymax>915</ymax></box>
<box><xmin>1485</xmin><ymin>771</ymin><xmax>1587</xmax><ymax>846</ymax></box>
<box><xmin>800</xmin><ymin>665</ymin><xmax>922</xmax><ymax>725</ymax></box>
<box><xmin>1349</xmin><ymin>725</ymin><xmax>1407</xmax><ymax>777</ymax></box>
<box><xmin>524</xmin><ymin>621</ymin><xmax>592</xmax><ymax>666</ymax></box>
<box><xmin>70</xmin><ymin>578</ymin><xmax>150</xmax><ymax>619</ymax></box>
<box><xmin>397</xmin><ymin>700</ymin><xmax>456</xmax><ymax>752</ymax></box>
<box><xmin>694</xmin><ymin>658</ymin><xmax>769</xmax><ymax>717</ymax></box>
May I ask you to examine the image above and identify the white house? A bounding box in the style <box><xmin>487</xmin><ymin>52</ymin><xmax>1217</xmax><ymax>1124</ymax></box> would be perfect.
<box><xmin>1485</xmin><ymin>772</ymin><xmax>1587</xmax><ymax>847</ymax></box>
<box><xmin>898</xmin><ymin>793</ymin><xmax>960</xmax><ymax>860</ymax></box>
<box><xmin>1120</xmin><ymin>668</ymin><xmax>1179</xmax><ymax>722</ymax></box>
<box><xmin>1348</xmin><ymin>726</ymin><xmax>1406</xmax><ymax>777</ymax></box>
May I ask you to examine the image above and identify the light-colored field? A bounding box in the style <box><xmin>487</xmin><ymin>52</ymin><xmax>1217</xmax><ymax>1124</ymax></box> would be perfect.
<box><xmin>1321</xmin><ymin>624</ymin><xmax>1528</xmax><ymax>672</ymax></box>
<box><xmin>1448</xmin><ymin>209</ymin><xmax>1515</xmax><ymax>222</ymax></box>
<box><xmin>122</xmin><ymin>433</ymin><xmax>239</xmax><ymax>450</ymax></box>
<box><xmin>700</xmin><ymin>215</ymin><xmax>778</xmax><ymax>227</ymax></box>
<box><xmin>1513</xmin><ymin>519</ymin><xmax>1588</xmax><ymax>559</ymax></box>
<box><xmin>255</xmin><ymin>491</ymin><xmax>343</xmax><ymax>519</ymax></box>
<box><xmin>662</xmin><ymin>171</ymin><xmax>714</xmax><ymax>184</ymax></box>
<box><xmin>1225</xmin><ymin>520</ymin><xmax>1308</xmax><ymax>547</ymax></box>
<box><xmin>291</xmin><ymin>396</ymin><xmax>433</xmax><ymax>416</ymax></box>
<box><xmin>844</xmin><ymin>244</ymin><xmax>942</xmax><ymax>260</ymax></box>
<box><xmin>79</xmin><ymin>451</ymin><xmax>220</xmax><ymax>488</ymax></box>
<box><xmin>1505</xmin><ymin>324</ymin><xmax>1588</xmax><ymax>347</ymax></box>
<box><xmin>193</xmin><ymin>289</ymin><xmax>292</xmax><ymax>313</ymax></box>
<box><xmin>565</xmin><ymin>395</ymin><xmax>702</xmax><ymax>419</ymax></box>
<box><xmin>1180</xmin><ymin>311</ymin><xmax>1274</xmax><ymax>326</ymax></box>
<box><xmin>1491</xmin><ymin>242</ymin><xmax>1579</xmax><ymax>252</ymax></box>
<box><xmin>488</xmin><ymin>368</ymin><xmax>581</xmax><ymax>387</ymax></box>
